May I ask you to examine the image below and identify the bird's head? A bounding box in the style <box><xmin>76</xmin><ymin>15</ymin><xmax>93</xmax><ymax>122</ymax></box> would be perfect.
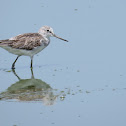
<box><xmin>38</xmin><ymin>26</ymin><xmax>68</xmax><ymax>42</ymax></box>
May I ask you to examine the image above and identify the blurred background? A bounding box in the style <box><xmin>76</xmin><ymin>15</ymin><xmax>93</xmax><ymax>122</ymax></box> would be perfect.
<box><xmin>0</xmin><ymin>0</ymin><xmax>126</xmax><ymax>126</ymax></box>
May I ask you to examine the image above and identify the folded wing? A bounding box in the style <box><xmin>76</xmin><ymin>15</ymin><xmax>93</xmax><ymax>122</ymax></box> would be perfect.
<box><xmin>0</xmin><ymin>33</ymin><xmax>44</xmax><ymax>50</ymax></box>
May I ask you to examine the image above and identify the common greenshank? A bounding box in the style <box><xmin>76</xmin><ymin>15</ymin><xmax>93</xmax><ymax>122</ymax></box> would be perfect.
<box><xmin>0</xmin><ymin>26</ymin><xmax>68</xmax><ymax>69</ymax></box>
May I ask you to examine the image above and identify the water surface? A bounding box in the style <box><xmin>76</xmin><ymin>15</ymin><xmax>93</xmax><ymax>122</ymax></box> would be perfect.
<box><xmin>0</xmin><ymin>0</ymin><xmax>126</xmax><ymax>126</ymax></box>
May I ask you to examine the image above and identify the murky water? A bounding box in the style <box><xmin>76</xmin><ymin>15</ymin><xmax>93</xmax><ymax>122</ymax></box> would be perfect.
<box><xmin>0</xmin><ymin>0</ymin><xmax>126</xmax><ymax>126</ymax></box>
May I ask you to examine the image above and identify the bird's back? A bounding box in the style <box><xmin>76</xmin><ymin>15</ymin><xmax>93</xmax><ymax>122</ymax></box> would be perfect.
<box><xmin>0</xmin><ymin>33</ymin><xmax>45</xmax><ymax>50</ymax></box>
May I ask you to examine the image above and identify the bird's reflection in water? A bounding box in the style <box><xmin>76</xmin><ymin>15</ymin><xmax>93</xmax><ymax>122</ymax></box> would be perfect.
<box><xmin>0</xmin><ymin>68</ymin><xmax>60</xmax><ymax>106</ymax></box>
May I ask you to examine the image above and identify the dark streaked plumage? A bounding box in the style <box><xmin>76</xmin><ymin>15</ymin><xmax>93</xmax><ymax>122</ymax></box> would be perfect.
<box><xmin>0</xmin><ymin>33</ymin><xmax>45</xmax><ymax>50</ymax></box>
<box><xmin>0</xmin><ymin>26</ymin><xmax>68</xmax><ymax>69</ymax></box>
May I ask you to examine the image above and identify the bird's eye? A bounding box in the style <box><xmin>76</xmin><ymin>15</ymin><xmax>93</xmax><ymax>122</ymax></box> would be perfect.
<box><xmin>47</xmin><ymin>30</ymin><xmax>51</xmax><ymax>33</ymax></box>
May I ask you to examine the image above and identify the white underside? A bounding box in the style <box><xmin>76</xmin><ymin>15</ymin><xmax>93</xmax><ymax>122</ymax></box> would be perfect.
<box><xmin>0</xmin><ymin>44</ymin><xmax>47</xmax><ymax>58</ymax></box>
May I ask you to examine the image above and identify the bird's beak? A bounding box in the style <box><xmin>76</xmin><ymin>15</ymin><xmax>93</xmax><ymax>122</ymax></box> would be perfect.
<box><xmin>53</xmin><ymin>34</ymin><xmax>68</xmax><ymax>42</ymax></box>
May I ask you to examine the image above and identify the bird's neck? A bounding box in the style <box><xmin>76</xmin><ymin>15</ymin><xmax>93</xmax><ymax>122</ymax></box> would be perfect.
<box><xmin>43</xmin><ymin>35</ymin><xmax>50</xmax><ymax>42</ymax></box>
<box><xmin>38</xmin><ymin>32</ymin><xmax>50</xmax><ymax>41</ymax></box>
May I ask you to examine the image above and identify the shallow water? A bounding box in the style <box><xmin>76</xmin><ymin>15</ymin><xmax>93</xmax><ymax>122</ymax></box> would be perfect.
<box><xmin>0</xmin><ymin>0</ymin><xmax>126</xmax><ymax>126</ymax></box>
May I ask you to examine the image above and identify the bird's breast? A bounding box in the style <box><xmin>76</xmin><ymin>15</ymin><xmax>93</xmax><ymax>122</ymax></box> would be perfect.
<box><xmin>41</xmin><ymin>38</ymin><xmax>50</xmax><ymax>47</ymax></box>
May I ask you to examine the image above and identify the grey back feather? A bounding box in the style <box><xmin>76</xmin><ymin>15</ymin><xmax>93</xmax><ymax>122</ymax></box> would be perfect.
<box><xmin>0</xmin><ymin>33</ymin><xmax>45</xmax><ymax>50</ymax></box>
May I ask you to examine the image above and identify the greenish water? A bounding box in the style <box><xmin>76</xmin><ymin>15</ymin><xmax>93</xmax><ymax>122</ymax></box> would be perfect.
<box><xmin>0</xmin><ymin>0</ymin><xmax>126</xmax><ymax>126</ymax></box>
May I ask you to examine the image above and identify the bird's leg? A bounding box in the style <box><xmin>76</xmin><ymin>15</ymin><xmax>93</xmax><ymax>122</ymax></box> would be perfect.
<box><xmin>12</xmin><ymin>56</ymin><xmax>20</xmax><ymax>69</ymax></box>
<box><xmin>30</xmin><ymin>67</ymin><xmax>34</xmax><ymax>79</ymax></box>
<box><xmin>30</xmin><ymin>56</ymin><xmax>33</xmax><ymax>68</ymax></box>
<box><xmin>12</xmin><ymin>68</ymin><xmax>21</xmax><ymax>80</ymax></box>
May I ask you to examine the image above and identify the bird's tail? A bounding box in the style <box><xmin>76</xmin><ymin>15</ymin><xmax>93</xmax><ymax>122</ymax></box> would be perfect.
<box><xmin>0</xmin><ymin>39</ymin><xmax>11</xmax><ymax>46</ymax></box>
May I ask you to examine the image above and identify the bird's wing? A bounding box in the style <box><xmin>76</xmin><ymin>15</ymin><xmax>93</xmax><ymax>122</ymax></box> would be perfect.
<box><xmin>0</xmin><ymin>33</ymin><xmax>44</xmax><ymax>50</ymax></box>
